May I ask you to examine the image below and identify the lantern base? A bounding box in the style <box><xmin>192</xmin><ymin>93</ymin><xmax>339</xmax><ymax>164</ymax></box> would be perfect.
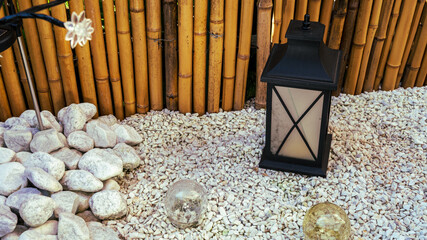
<box><xmin>259</xmin><ymin>134</ymin><xmax>331</xmax><ymax>177</ymax></box>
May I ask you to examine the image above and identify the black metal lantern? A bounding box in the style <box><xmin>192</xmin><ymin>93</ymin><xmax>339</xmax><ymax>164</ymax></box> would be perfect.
<box><xmin>259</xmin><ymin>15</ymin><xmax>341</xmax><ymax>177</ymax></box>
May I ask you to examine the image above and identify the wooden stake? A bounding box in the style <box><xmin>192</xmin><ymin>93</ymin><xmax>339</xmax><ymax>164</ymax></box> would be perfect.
<box><xmin>85</xmin><ymin>0</ymin><xmax>113</xmax><ymax>116</ymax></box>
<box><xmin>308</xmin><ymin>0</ymin><xmax>322</xmax><ymax>22</ymax></box>
<box><xmin>51</xmin><ymin>3</ymin><xmax>79</xmax><ymax>106</ymax></box>
<box><xmin>233</xmin><ymin>0</ymin><xmax>255</xmax><ymax>110</ymax></box>
<box><xmin>17</xmin><ymin>0</ymin><xmax>52</xmax><ymax>112</ymax></box>
<box><xmin>382</xmin><ymin>0</ymin><xmax>417</xmax><ymax>91</ymax></box>
<box><xmin>207</xmin><ymin>0</ymin><xmax>224</xmax><ymax>113</ymax></box>
<box><xmin>69</xmin><ymin>0</ymin><xmax>98</xmax><ymax>112</ymax></box>
<box><xmin>221</xmin><ymin>0</ymin><xmax>239</xmax><ymax>111</ymax></box>
<box><xmin>396</xmin><ymin>0</ymin><xmax>425</xmax><ymax>88</ymax></box>
<box><xmin>415</xmin><ymin>48</ymin><xmax>427</xmax><ymax>86</ymax></box>
<box><xmin>320</xmin><ymin>0</ymin><xmax>334</xmax><ymax>42</ymax></box>
<box><xmin>146</xmin><ymin>0</ymin><xmax>164</xmax><ymax>111</ymax></box>
<box><xmin>194</xmin><ymin>0</ymin><xmax>208</xmax><ymax>115</ymax></box>
<box><xmin>280</xmin><ymin>0</ymin><xmax>295</xmax><ymax>43</ymax></box>
<box><xmin>0</xmin><ymin>73</ymin><xmax>12</xmax><ymax>121</ymax></box>
<box><xmin>402</xmin><ymin>9</ymin><xmax>427</xmax><ymax>88</ymax></box>
<box><xmin>363</xmin><ymin>0</ymin><xmax>395</xmax><ymax>92</ymax></box>
<box><xmin>327</xmin><ymin>0</ymin><xmax>348</xmax><ymax>49</ymax></box>
<box><xmin>116</xmin><ymin>0</ymin><xmax>136</xmax><ymax>116</ymax></box>
<box><xmin>332</xmin><ymin>0</ymin><xmax>359</xmax><ymax>96</ymax></box>
<box><xmin>373</xmin><ymin>0</ymin><xmax>402</xmax><ymax>90</ymax></box>
<box><xmin>102</xmin><ymin>0</ymin><xmax>124</xmax><ymax>119</ymax></box>
<box><xmin>163</xmin><ymin>0</ymin><xmax>178</xmax><ymax>111</ymax></box>
<box><xmin>131</xmin><ymin>0</ymin><xmax>150</xmax><ymax>113</ymax></box>
<box><xmin>355</xmin><ymin>0</ymin><xmax>383</xmax><ymax>94</ymax></box>
<box><xmin>271</xmin><ymin>0</ymin><xmax>283</xmax><ymax>44</ymax></box>
<box><xmin>178</xmin><ymin>0</ymin><xmax>193</xmax><ymax>113</ymax></box>
<box><xmin>295</xmin><ymin>0</ymin><xmax>308</xmax><ymax>20</ymax></box>
<box><xmin>256</xmin><ymin>0</ymin><xmax>273</xmax><ymax>109</ymax></box>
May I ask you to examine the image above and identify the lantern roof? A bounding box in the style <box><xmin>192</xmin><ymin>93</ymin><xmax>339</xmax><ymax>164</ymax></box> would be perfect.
<box><xmin>261</xmin><ymin>16</ymin><xmax>341</xmax><ymax>91</ymax></box>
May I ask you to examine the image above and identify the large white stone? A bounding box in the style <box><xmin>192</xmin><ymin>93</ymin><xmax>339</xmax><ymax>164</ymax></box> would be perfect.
<box><xmin>86</xmin><ymin>120</ymin><xmax>117</xmax><ymax>148</ymax></box>
<box><xmin>51</xmin><ymin>147</ymin><xmax>81</xmax><ymax>170</ymax></box>
<box><xmin>89</xmin><ymin>190</ymin><xmax>127</xmax><ymax>220</ymax></box>
<box><xmin>24</xmin><ymin>152</ymin><xmax>65</xmax><ymax>180</ymax></box>
<box><xmin>20</xmin><ymin>110</ymin><xmax>62</xmax><ymax>132</ymax></box>
<box><xmin>18</xmin><ymin>230</ymin><xmax>57</xmax><ymax>240</ymax></box>
<box><xmin>4</xmin><ymin>129</ymin><xmax>32</xmax><ymax>152</ymax></box>
<box><xmin>111</xmin><ymin>124</ymin><xmax>142</xmax><ymax>146</ymax></box>
<box><xmin>27</xmin><ymin>220</ymin><xmax>58</xmax><ymax>235</ymax></box>
<box><xmin>4</xmin><ymin>117</ymin><xmax>30</xmax><ymax>130</ymax></box>
<box><xmin>74</xmin><ymin>192</ymin><xmax>92</xmax><ymax>213</ymax></box>
<box><xmin>97</xmin><ymin>115</ymin><xmax>118</xmax><ymax>127</ymax></box>
<box><xmin>58</xmin><ymin>212</ymin><xmax>90</xmax><ymax>240</ymax></box>
<box><xmin>19</xmin><ymin>195</ymin><xmax>55</xmax><ymax>227</ymax></box>
<box><xmin>25</xmin><ymin>167</ymin><xmax>62</xmax><ymax>193</ymax></box>
<box><xmin>62</xmin><ymin>104</ymin><xmax>88</xmax><ymax>136</ymax></box>
<box><xmin>113</xmin><ymin>143</ymin><xmax>141</xmax><ymax>170</ymax></box>
<box><xmin>0</xmin><ymin>205</ymin><xmax>17</xmax><ymax>238</ymax></box>
<box><xmin>76</xmin><ymin>210</ymin><xmax>99</xmax><ymax>222</ymax></box>
<box><xmin>5</xmin><ymin>187</ymin><xmax>41</xmax><ymax>211</ymax></box>
<box><xmin>15</xmin><ymin>152</ymin><xmax>32</xmax><ymax>165</ymax></box>
<box><xmin>60</xmin><ymin>170</ymin><xmax>103</xmax><ymax>192</ymax></box>
<box><xmin>51</xmin><ymin>191</ymin><xmax>79</xmax><ymax>218</ymax></box>
<box><xmin>78</xmin><ymin>149</ymin><xmax>123</xmax><ymax>181</ymax></box>
<box><xmin>0</xmin><ymin>195</ymin><xmax>6</xmax><ymax>206</ymax></box>
<box><xmin>0</xmin><ymin>126</ymin><xmax>5</xmax><ymax>147</ymax></box>
<box><xmin>87</xmin><ymin>221</ymin><xmax>120</xmax><ymax>240</ymax></box>
<box><xmin>0</xmin><ymin>162</ymin><xmax>27</xmax><ymax>196</ymax></box>
<box><xmin>20</xmin><ymin>110</ymin><xmax>38</xmax><ymax>128</ymax></box>
<box><xmin>67</xmin><ymin>131</ymin><xmax>94</xmax><ymax>152</ymax></box>
<box><xmin>30</xmin><ymin>129</ymin><xmax>64</xmax><ymax>153</ymax></box>
<box><xmin>0</xmin><ymin>225</ymin><xmax>27</xmax><ymax>240</ymax></box>
<box><xmin>102</xmin><ymin>179</ymin><xmax>120</xmax><ymax>191</ymax></box>
<box><xmin>78</xmin><ymin>103</ymin><xmax>97</xmax><ymax>121</ymax></box>
<box><xmin>0</xmin><ymin>147</ymin><xmax>15</xmax><ymax>164</ymax></box>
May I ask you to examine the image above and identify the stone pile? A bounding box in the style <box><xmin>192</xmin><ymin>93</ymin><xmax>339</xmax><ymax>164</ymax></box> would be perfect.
<box><xmin>0</xmin><ymin>103</ymin><xmax>142</xmax><ymax>239</ymax></box>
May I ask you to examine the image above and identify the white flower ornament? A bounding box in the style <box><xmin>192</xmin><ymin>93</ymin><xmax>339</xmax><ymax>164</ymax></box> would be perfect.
<box><xmin>64</xmin><ymin>11</ymin><xmax>94</xmax><ymax>48</ymax></box>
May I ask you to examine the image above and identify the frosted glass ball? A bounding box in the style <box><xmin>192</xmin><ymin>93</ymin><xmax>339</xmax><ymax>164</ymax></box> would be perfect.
<box><xmin>303</xmin><ymin>202</ymin><xmax>351</xmax><ymax>240</ymax></box>
<box><xmin>165</xmin><ymin>179</ymin><xmax>207</xmax><ymax>228</ymax></box>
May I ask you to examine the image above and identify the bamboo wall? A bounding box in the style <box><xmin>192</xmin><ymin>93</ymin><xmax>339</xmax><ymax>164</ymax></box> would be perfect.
<box><xmin>0</xmin><ymin>0</ymin><xmax>426</xmax><ymax>121</ymax></box>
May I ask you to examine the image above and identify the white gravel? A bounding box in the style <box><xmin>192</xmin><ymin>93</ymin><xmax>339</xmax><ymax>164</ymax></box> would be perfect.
<box><xmin>105</xmin><ymin>86</ymin><xmax>426</xmax><ymax>240</ymax></box>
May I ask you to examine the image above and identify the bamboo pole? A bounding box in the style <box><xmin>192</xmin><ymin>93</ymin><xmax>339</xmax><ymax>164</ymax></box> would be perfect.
<box><xmin>207</xmin><ymin>0</ymin><xmax>224</xmax><ymax>113</ymax></box>
<box><xmin>131</xmin><ymin>0</ymin><xmax>150</xmax><ymax>114</ymax></box>
<box><xmin>102</xmin><ymin>0</ymin><xmax>124</xmax><ymax>119</ymax></box>
<box><xmin>382</xmin><ymin>0</ymin><xmax>417</xmax><ymax>91</ymax></box>
<box><xmin>68</xmin><ymin>0</ymin><xmax>98</xmax><ymax>112</ymax></box>
<box><xmin>51</xmin><ymin>3</ymin><xmax>79</xmax><ymax>106</ymax></box>
<box><xmin>373</xmin><ymin>0</ymin><xmax>402</xmax><ymax>90</ymax></box>
<box><xmin>0</xmin><ymin>73</ymin><xmax>12</xmax><ymax>121</ymax></box>
<box><xmin>233</xmin><ymin>0</ymin><xmax>255</xmax><ymax>110</ymax></box>
<box><xmin>363</xmin><ymin>0</ymin><xmax>395</xmax><ymax>92</ymax></box>
<box><xmin>178</xmin><ymin>0</ymin><xmax>193</xmax><ymax>113</ymax></box>
<box><xmin>12</xmin><ymin>42</ymin><xmax>33</xmax><ymax>109</ymax></box>
<box><xmin>116</xmin><ymin>0</ymin><xmax>135</xmax><ymax>116</ymax></box>
<box><xmin>415</xmin><ymin>49</ymin><xmax>427</xmax><ymax>86</ymax></box>
<box><xmin>271</xmin><ymin>0</ymin><xmax>283</xmax><ymax>44</ymax></box>
<box><xmin>396</xmin><ymin>0</ymin><xmax>425</xmax><ymax>88</ymax></box>
<box><xmin>327</xmin><ymin>0</ymin><xmax>348</xmax><ymax>49</ymax></box>
<box><xmin>256</xmin><ymin>0</ymin><xmax>273</xmax><ymax>109</ymax></box>
<box><xmin>194</xmin><ymin>0</ymin><xmax>208</xmax><ymax>115</ymax></box>
<box><xmin>85</xmin><ymin>0</ymin><xmax>113</xmax><ymax>116</ymax></box>
<box><xmin>308</xmin><ymin>0</ymin><xmax>322</xmax><ymax>22</ymax></box>
<box><xmin>17</xmin><ymin>0</ymin><xmax>52</xmax><ymax>112</ymax></box>
<box><xmin>279</xmin><ymin>0</ymin><xmax>295</xmax><ymax>43</ymax></box>
<box><xmin>343</xmin><ymin>0</ymin><xmax>373</xmax><ymax>95</ymax></box>
<box><xmin>320</xmin><ymin>0</ymin><xmax>334</xmax><ymax>42</ymax></box>
<box><xmin>32</xmin><ymin>0</ymin><xmax>65</xmax><ymax>115</ymax></box>
<box><xmin>221</xmin><ymin>0</ymin><xmax>239</xmax><ymax>111</ymax></box>
<box><xmin>332</xmin><ymin>0</ymin><xmax>359</xmax><ymax>96</ymax></box>
<box><xmin>354</xmin><ymin>0</ymin><xmax>383</xmax><ymax>94</ymax></box>
<box><xmin>402</xmin><ymin>10</ymin><xmax>427</xmax><ymax>88</ymax></box>
<box><xmin>163</xmin><ymin>0</ymin><xmax>178</xmax><ymax>111</ymax></box>
<box><xmin>295</xmin><ymin>0</ymin><xmax>308</xmax><ymax>20</ymax></box>
<box><xmin>0</xmin><ymin>47</ymin><xmax>27</xmax><ymax>116</ymax></box>
<box><xmin>146</xmin><ymin>0</ymin><xmax>164</xmax><ymax>111</ymax></box>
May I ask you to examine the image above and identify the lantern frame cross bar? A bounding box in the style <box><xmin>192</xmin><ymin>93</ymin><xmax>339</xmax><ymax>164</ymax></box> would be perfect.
<box><xmin>272</xmin><ymin>86</ymin><xmax>324</xmax><ymax>160</ymax></box>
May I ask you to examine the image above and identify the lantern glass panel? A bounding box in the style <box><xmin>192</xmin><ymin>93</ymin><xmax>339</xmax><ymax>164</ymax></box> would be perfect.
<box><xmin>270</xmin><ymin>86</ymin><xmax>324</xmax><ymax>161</ymax></box>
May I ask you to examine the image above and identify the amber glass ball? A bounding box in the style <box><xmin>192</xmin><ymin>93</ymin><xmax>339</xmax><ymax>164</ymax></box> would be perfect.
<box><xmin>303</xmin><ymin>202</ymin><xmax>351</xmax><ymax>240</ymax></box>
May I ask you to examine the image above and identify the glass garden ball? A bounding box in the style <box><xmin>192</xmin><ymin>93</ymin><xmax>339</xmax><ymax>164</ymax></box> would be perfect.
<box><xmin>303</xmin><ymin>202</ymin><xmax>351</xmax><ymax>240</ymax></box>
<box><xmin>165</xmin><ymin>179</ymin><xmax>207</xmax><ymax>228</ymax></box>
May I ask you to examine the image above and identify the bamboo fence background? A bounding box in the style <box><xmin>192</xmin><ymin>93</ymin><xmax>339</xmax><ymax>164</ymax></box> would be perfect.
<box><xmin>0</xmin><ymin>0</ymin><xmax>426</xmax><ymax>121</ymax></box>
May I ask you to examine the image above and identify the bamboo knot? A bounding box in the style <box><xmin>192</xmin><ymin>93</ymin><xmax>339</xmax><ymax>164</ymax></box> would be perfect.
<box><xmin>386</xmin><ymin>63</ymin><xmax>401</xmax><ymax>69</ymax></box>
<box><xmin>178</xmin><ymin>73</ymin><xmax>192</xmax><ymax>78</ymax></box>
<box><xmin>223</xmin><ymin>75</ymin><xmax>235</xmax><ymax>80</ymax></box>
<box><xmin>407</xmin><ymin>66</ymin><xmax>420</xmax><ymax>71</ymax></box>
<box><xmin>48</xmin><ymin>78</ymin><xmax>62</xmax><ymax>83</ymax></box>
<box><xmin>237</xmin><ymin>54</ymin><xmax>250</xmax><ymax>60</ymax></box>
<box><xmin>210</xmin><ymin>19</ymin><xmax>224</xmax><ymax>24</ymax></box>
<box><xmin>124</xmin><ymin>100</ymin><xmax>136</xmax><ymax>105</ymax></box>
<box><xmin>273</xmin><ymin>20</ymin><xmax>282</xmax><ymax>24</ymax></box>
<box><xmin>166</xmin><ymin>94</ymin><xmax>178</xmax><ymax>98</ymax></box>
<box><xmin>95</xmin><ymin>77</ymin><xmax>109</xmax><ymax>82</ymax></box>
<box><xmin>147</xmin><ymin>27</ymin><xmax>162</xmax><ymax>33</ymax></box>
<box><xmin>110</xmin><ymin>78</ymin><xmax>121</xmax><ymax>83</ymax></box>
<box><xmin>130</xmin><ymin>8</ymin><xmax>145</xmax><ymax>13</ymax></box>
<box><xmin>209</xmin><ymin>32</ymin><xmax>224</xmax><ymax>38</ymax></box>
<box><xmin>194</xmin><ymin>31</ymin><xmax>207</xmax><ymax>36</ymax></box>
<box><xmin>137</xmin><ymin>104</ymin><xmax>149</xmax><ymax>110</ymax></box>
<box><xmin>117</xmin><ymin>30</ymin><xmax>130</xmax><ymax>34</ymax></box>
